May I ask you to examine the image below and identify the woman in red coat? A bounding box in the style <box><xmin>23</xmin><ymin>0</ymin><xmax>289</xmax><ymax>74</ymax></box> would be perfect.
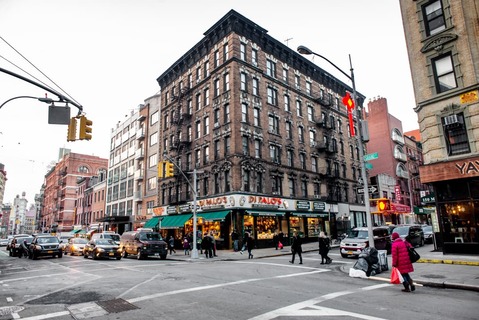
<box><xmin>391</xmin><ymin>232</ymin><xmax>415</xmax><ymax>292</ymax></box>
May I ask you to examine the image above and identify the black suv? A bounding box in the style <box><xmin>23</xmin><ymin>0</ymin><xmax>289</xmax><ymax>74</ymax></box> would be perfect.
<box><xmin>28</xmin><ymin>235</ymin><xmax>63</xmax><ymax>259</ymax></box>
<box><xmin>392</xmin><ymin>224</ymin><xmax>425</xmax><ymax>247</ymax></box>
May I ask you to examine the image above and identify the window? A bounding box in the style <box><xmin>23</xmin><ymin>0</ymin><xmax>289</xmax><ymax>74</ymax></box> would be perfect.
<box><xmin>268</xmin><ymin>115</ymin><xmax>280</xmax><ymax>134</ymax></box>
<box><xmin>148</xmin><ymin>154</ymin><xmax>157</xmax><ymax>168</ymax></box>
<box><xmin>204</xmin><ymin>116</ymin><xmax>209</xmax><ymax>135</ymax></box>
<box><xmin>287</xmin><ymin>150</ymin><xmax>293</xmax><ymax>166</ymax></box>
<box><xmin>225</xmin><ymin>136</ymin><xmax>231</xmax><ymax>155</ymax></box>
<box><xmin>270</xmin><ymin>145</ymin><xmax>281</xmax><ymax>163</ymax></box>
<box><xmin>342</xmin><ymin>164</ymin><xmax>347</xmax><ymax>178</ymax></box>
<box><xmin>196</xmin><ymin>93</ymin><xmax>201</xmax><ymax>111</ymax></box>
<box><xmin>241</xmin><ymin>103</ymin><xmax>248</xmax><ymax>123</ymax></box>
<box><xmin>252</xmin><ymin>48</ymin><xmax>258</xmax><ymax>66</ymax></box>
<box><xmin>284</xmin><ymin>95</ymin><xmax>290</xmax><ymax>112</ymax></box>
<box><xmin>163</xmin><ymin>113</ymin><xmax>169</xmax><ymax>129</ymax></box>
<box><xmin>214</xmin><ymin>140</ymin><xmax>220</xmax><ymax>160</ymax></box>
<box><xmin>195</xmin><ymin>121</ymin><xmax>201</xmax><ymax>139</ymax></box>
<box><xmin>224</xmin><ymin>73</ymin><xmax>230</xmax><ymax>91</ymax></box>
<box><xmin>214</xmin><ymin>79</ymin><xmax>220</xmax><ymax>97</ymax></box>
<box><xmin>295</xmin><ymin>75</ymin><xmax>300</xmax><ymax>89</ymax></box>
<box><xmin>224</xmin><ymin>104</ymin><xmax>230</xmax><ymax>122</ymax></box>
<box><xmin>423</xmin><ymin>0</ymin><xmax>446</xmax><ymax>36</ymax></box>
<box><xmin>442</xmin><ymin>113</ymin><xmax>470</xmax><ymax>155</ymax></box>
<box><xmin>196</xmin><ymin>67</ymin><xmax>201</xmax><ymax>82</ymax></box>
<box><xmin>78</xmin><ymin>166</ymin><xmax>89</xmax><ymax>173</ymax></box>
<box><xmin>272</xmin><ymin>176</ymin><xmax>282</xmax><ymax>194</ymax></box>
<box><xmin>187</xmin><ymin>99</ymin><xmax>193</xmax><ymax>114</ymax></box>
<box><xmin>307</xmin><ymin>105</ymin><xmax>314</xmax><ymax>122</ymax></box>
<box><xmin>224</xmin><ymin>170</ymin><xmax>231</xmax><ymax>192</ymax></box>
<box><xmin>149</xmin><ymin>133</ymin><xmax>158</xmax><ymax>146</ymax></box>
<box><xmin>314</xmin><ymin>182</ymin><xmax>320</xmax><ymax>197</ymax></box>
<box><xmin>187</xmin><ymin>126</ymin><xmax>192</xmax><ymax>141</ymax></box>
<box><xmin>299</xmin><ymin>153</ymin><xmax>306</xmax><ymax>169</ymax></box>
<box><xmin>285</xmin><ymin>121</ymin><xmax>292</xmax><ymax>139</ymax></box>
<box><xmin>214</xmin><ymin>173</ymin><xmax>220</xmax><ymax>193</ymax></box>
<box><xmin>150</xmin><ymin>111</ymin><xmax>158</xmax><ymax>125</ymax></box>
<box><xmin>433</xmin><ymin>53</ymin><xmax>457</xmax><ymax>93</ymax></box>
<box><xmin>186</xmin><ymin>153</ymin><xmax>192</xmax><ymax>171</ymax></box>
<box><xmin>240</xmin><ymin>72</ymin><xmax>247</xmax><ymax>91</ymax></box>
<box><xmin>188</xmin><ymin>74</ymin><xmax>193</xmax><ymax>88</ymax></box>
<box><xmin>296</xmin><ymin>100</ymin><xmax>302</xmax><ymax>117</ymax></box>
<box><xmin>288</xmin><ymin>178</ymin><xmax>295</xmax><ymax>197</ymax></box>
<box><xmin>240</xmin><ymin>43</ymin><xmax>246</xmax><ymax>61</ymax></box>
<box><xmin>254</xmin><ymin>139</ymin><xmax>261</xmax><ymax>158</ymax></box>
<box><xmin>204</xmin><ymin>61</ymin><xmax>210</xmax><ymax>78</ymax></box>
<box><xmin>148</xmin><ymin>177</ymin><xmax>157</xmax><ymax>191</ymax></box>
<box><xmin>243</xmin><ymin>170</ymin><xmax>250</xmax><ymax>192</ymax></box>
<box><xmin>214</xmin><ymin>50</ymin><xmax>220</xmax><ymax>68</ymax></box>
<box><xmin>312</xmin><ymin>157</ymin><xmax>318</xmax><ymax>173</ymax></box>
<box><xmin>301</xmin><ymin>181</ymin><xmax>308</xmax><ymax>197</ymax></box>
<box><xmin>242</xmin><ymin>136</ymin><xmax>249</xmax><ymax>155</ymax></box>
<box><xmin>306</xmin><ymin>81</ymin><xmax>311</xmax><ymax>95</ymax></box>
<box><xmin>309</xmin><ymin>130</ymin><xmax>316</xmax><ymax>146</ymax></box>
<box><xmin>204</xmin><ymin>88</ymin><xmax>210</xmax><ymax>106</ymax></box>
<box><xmin>282</xmin><ymin>68</ymin><xmax>288</xmax><ymax>83</ymax></box>
<box><xmin>223</xmin><ymin>43</ymin><xmax>229</xmax><ymax>61</ymax></box>
<box><xmin>253</xmin><ymin>107</ymin><xmax>260</xmax><ymax>126</ymax></box>
<box><xmin>203</xmin><ymin>146</ymin><xmax>209</xmax><ymax>164</ymax></box>
<box><xmin>256</xmin><ymin>172</ymin><xmax>263</xmax><ymax>193</ymax></box>
<box><xmin>266</xmin><ymin>60</ymin><xmax>276</xmax><ymax>77</ymax></box>
<box><xmin>252</xmin><ymin>78</ymin><xmax>259</xmax><ymax>96</ymax></box>
<box><xmin>298</xmin><ymin>126</ymin><xmax>304</xmax><ymax>143</ymax></box>
<box><xmin>195</xmin><ymin>149</ymin><xmax>200</xmax><ymax>167</ymax></box>
<box><xmin>267</xmin><ymin>87</ymin><xmax>278</xmax><ymax>106</ymax></box>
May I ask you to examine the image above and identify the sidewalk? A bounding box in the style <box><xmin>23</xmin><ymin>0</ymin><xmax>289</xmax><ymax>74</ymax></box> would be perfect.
<box><xmin>170</xmin><ymin>242</ymin><xmax>479</xmax><ymax>292</ymax></box>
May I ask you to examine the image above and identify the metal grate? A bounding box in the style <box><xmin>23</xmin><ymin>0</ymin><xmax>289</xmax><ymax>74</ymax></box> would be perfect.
<box><xmin>96</xmin><ymin>298</ymin><xmax>139</xmax><ymax>313</ymax></box>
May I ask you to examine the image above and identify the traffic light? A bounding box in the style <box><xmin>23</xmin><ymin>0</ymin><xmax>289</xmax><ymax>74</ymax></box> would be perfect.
<box><xmin>79</xmin><ymin>115</ymin><xmax>92</xmax><ymax>140</ymax></box>
<box><xmin>67</xmin><ymin>117</ymin><xmax>77</xmax><ymax>142</ymax></box>
<box><xmin>165</xmin><ymin>161</ymin><xmax>175</xmax><ymax>177</ymax></box>
<box><xmin>158</xmin><ymin>161</ymin><xmax>165</xmax><ymax>178</ymax></box>
<box><xmin>377</xmin><ymin>199</ymin><xmax>391</xmax><ymax>212</ymax></box>
<box><xmin>342</xmin><ymin>92</ymin><xmax>355</xmax><ymax>110</ymax></box>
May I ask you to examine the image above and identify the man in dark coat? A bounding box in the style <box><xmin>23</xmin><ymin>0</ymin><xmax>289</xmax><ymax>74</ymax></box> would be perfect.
<box><xmin>289</xmin><ymin>232</ymin><xmax>303</xmax><ymax>264</ymax></box>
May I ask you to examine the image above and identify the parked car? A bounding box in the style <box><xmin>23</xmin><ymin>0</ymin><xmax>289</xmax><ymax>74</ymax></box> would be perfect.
<box><xmin>58</xmin><ymin>233</ymin><xmax>74</xmax><ymax>251</ymax></box>
<box><xmin>64</xmin><ymin>238</ymin><xmax>88</xmax><ymax>256</ymax></box>
<box><xmin>0</xmin><ymin>238</ymin><xmax>9</xmax><ymax>247</ymax></box>
<box><xmin>392</xmin><ymin>224</ymin><xmax>425</xmax><ymax>247</ymax></box>
<box><xmin>120</xmin><ymin>230</ymin><xmax>168</xmax><ymax>260</ymax></box>
<box><xmin>91</xmin><ymin>231</ymin><xmax>121</xmax><ymax>245</ymax></box>
<box><xmin>340</xmin><ymin>226</ymin><xmax>392</xmax><ymax>258</ymax></box>
<box><xmin>28</xmin><ymin>235</ymin><xmax>63</xmax><ymax>259</ymax></box>
<box><xmin>10</xmin><ymin>236</ymin><xmax>34</xmax><ymax>257</ymax></box>
<box><xmin>421</xmin><ymin>225</ymin><xmax>434</xmax><ymax>244</ymax></box>
<box><xmin>83</xmin><ymin>239</ymin><xmax>122</xmax><ymax>260</ymax></box>
<box><xmin>6</xmin><ymin>234</ymin><xmax>29</xmax><ymax>253</ymax></box>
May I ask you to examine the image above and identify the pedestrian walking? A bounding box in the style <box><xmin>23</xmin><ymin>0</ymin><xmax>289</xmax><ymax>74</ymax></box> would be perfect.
<box><xmin>391</xmin><ymin>232</ymin><xmax>416</xmax><ymax>292</ymax></box>
<box><xmin>168</xmin><ymin>236</ymin><xmax>176</xmax><ymax>255</ymax></box>
<box><xmin>246</xmin><ymin>232</ymin><xmax>254</xmax><ymax>259</ymax></box>
<box><xmin>278</xmin><ymin>230</ymin><xmax>284</xmax><ymax>250</ymax></box>
<box><xmin>202</xmin><ymin>232</ymin><xmax>213</xmax><ymax>258</ymax></box>
<box><xmin>318</xmin><ymin>231</ymin><xmax>332</xmax><ymax>264</ymax></box>
<box><xmin>273</xmin><ymin>231</ymin><xmax>279</xmax><ymax>250</ymax></box>
<box><xmin>183</xmin><ymin>237</ymin><xmax>190</xmax><ymax>255</ymax></box>
<box><xmin>210</xmin><ymin>231</ymin><xmax>218</xmax><ymax>257</ymax></box>
<box><xmin>289</xmin><ymin>231</ymin><xmax>303</xmax><ymax>264</ymax></box>
<box><xmin>231</xmin><ymin>229</ymin><xmax>239</xmax><ymax>252</ymax></box>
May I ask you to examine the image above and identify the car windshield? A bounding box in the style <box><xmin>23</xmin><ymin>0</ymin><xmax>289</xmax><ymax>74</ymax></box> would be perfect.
<box><xmin>422</xmin><ymin>226</ymin><xmax>432</xmax><ymax>233</ymax></box>
<box><xmin>104</xmin><ymin>234</ymin><xmax>120</xmax><ymax>242</ymax></box>
<box><xmin>38</xmin><ymin>237</ymin><xmax>59</xmax><ymax>244</ymax></box>
<box><xmin>393</xmin><ymin>226</ymin><xmax>409</xmax><ymax>236</ymax></box>
<box><xmin>350</xmin><ymin>230</ymin><xmax>369</xmax><ymax>239</ymax></box>
<box><xmin>72</xmin><ymin>238</ymin><xmax>88</xmax><ymax>244</ymax></box>
<box><xmin>17</xmin><ymin>237</ymin><xmax>34</xmax><ymax>244</ymax></box>
<box><xmin>139</xmin><ymin>233</ymin><xmax>162</xmax><ymax>241</ymax></box>
<box><xmin>96</xmin><ymin>239</ymin><xmax>115</xmax><ymax>245</ymax></box>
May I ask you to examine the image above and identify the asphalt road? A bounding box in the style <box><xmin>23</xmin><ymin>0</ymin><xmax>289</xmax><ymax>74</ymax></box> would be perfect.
<box><xmin>0</xmin><ymin>249</ymin><xmax>478</xmax><ymax>320</ymax></box>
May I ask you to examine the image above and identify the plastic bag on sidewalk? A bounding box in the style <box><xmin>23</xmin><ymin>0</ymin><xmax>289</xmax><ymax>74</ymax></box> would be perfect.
<box><xmin>353</xmin><ymin>257</ymin><xmax>369</xmax><ymax>273</ymax></box>
<box><xmin>349</xmin><ymin>267</ymin><xmax>367</xmax><ymax>278</ymax></box>
<box><xmin>278</xmin><ymin>241</ymin><xmax>283</xmax><ymax>249</ymax></box>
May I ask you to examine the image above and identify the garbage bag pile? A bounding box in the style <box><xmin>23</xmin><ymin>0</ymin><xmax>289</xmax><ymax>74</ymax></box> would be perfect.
<box><xmin>350</xmin><ymin>247</ymin><xmax>382</xmax><ymax>277</ymax></box>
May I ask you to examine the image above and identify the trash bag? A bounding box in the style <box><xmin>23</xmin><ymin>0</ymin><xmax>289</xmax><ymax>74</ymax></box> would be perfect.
<box><xmin>353</xmin><ymin>257</ymin><xmax>369</xmax><ymax>273</ymax></box>
<box><xmin>369</xmin><ymin>263</ymin><xmax>381</xmax><ymax>276</ymax></box>
<box><xmin>349</xmin><ymin>267</ymin><xmax>367</xmax><ymax>278</ymax></box>
<box><xmin>359</xmin><ymin>247</ymin><xmax>379</xmax><ymax>265</ymax></box>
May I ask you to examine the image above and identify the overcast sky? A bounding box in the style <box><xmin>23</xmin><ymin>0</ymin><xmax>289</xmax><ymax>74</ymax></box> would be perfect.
<box><xmin>0</xmin><ymin>0</ymin><xmax>416</xmax><ymax>205</ymax></box>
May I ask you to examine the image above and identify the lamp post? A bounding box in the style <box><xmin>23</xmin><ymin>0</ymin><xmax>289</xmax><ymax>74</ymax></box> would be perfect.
<box><xmin>297</xmin><ymin>45</ymin><xmax>375</xmax><ymax>248</ymax></box>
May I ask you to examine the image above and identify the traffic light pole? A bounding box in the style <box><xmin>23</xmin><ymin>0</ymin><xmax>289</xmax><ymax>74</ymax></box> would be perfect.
<box><xmin>297</xmin><ymin>46</ymin><xmax>375</xmax><ymax>248</ymax></box>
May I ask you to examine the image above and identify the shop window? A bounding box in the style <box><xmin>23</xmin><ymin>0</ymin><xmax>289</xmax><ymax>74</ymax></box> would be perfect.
<box><xmin>256</xmin><ymin>216</ymin><xmax>279</xmax><ymax>240</ymax></box>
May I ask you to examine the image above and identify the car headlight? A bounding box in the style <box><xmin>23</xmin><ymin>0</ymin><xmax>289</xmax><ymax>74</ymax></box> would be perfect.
<box><xmin>359</xmin><ymin>243</ymin><xmax>367</xmax><ymax>248</ymax></box>
<box><xmin>340</xmin><ymin>241</ymin><xmax>346</xmax><ymax>246</ymax></box>
<box><xmin>97</xmin><ymin>248</ymin><xmax>105</xmax><ymax>252</ymax></box>
<box><xmin>35</xmin><ymin>245</ymin><xmax>42</xmax><ymax>250</ymax></box>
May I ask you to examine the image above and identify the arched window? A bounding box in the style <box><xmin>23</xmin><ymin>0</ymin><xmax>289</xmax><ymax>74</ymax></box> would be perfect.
<box><xmin>78</xmin><ymin>166</ymin><xmax>89</xmax><ymax>173</ymax></box>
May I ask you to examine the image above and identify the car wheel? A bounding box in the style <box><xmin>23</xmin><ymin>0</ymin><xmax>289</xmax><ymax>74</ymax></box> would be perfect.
<box><xmin>420</xmin><ymin>238</ymin><xmax>425</xmax><ymax>247</ymax></box>
<box><xmin>136</xmin><ymin>249</ymin><xmax>142</xmax><ymax>260</ymax></box>
<box><xmin>58</xmin><ymin>252</ymin><xmax>63</xmax><ymax>258</ymax></box>
<box><xmin>32</xmin><ymin>253</ymin><xmax>37</xmax><ymax>260</ymax></box>
<box><xmin>84</xmin><ymin>253</ymin><xmax>88</xmax><ymax>259</ymax></box>
<box><xmin>160</xmin><ymin>254</ymin><xmax>167</xmax><ymax>260</ymax></box>
<box><xmin>122</xmin><ymin>249</ymin><xmax>128</xmax><ymax>258</ymax></box>
<box><xmin>116</xmin><ymin>256</ymin><xmax>121</xmax><ymax>260</ymax></box>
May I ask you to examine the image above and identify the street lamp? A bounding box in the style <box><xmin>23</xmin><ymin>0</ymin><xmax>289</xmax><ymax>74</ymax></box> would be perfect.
<box><xmin>297</xmin><ymin>45</ymin><xmax>375</xmax><ymax>248</ymax></box>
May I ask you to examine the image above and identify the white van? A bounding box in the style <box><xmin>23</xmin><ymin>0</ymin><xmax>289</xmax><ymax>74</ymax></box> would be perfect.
<box><xmin>91</xmin><ymin>231</ymin><xmax>121</xmax><ymax>245</ymax></box>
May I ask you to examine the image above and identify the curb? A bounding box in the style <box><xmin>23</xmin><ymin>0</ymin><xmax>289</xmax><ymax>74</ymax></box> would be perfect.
<box><xmin>417</xmin><ymin>258</ymin><xmax>479</xmax><ymax>266</ymax></box>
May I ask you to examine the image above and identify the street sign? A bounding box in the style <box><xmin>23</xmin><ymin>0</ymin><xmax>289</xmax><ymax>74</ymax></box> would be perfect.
<box><xmin>356</xmin><ymin>185</ymin><xmax>378</xmax><ymax>194</ymax></box>
<box><xmin>365</xmin><ymin>162</ymin><xmax>373</xmax><ymax>169</ymax></box>
<box><xmin>364</xmin><ymin>152</ymin><xmax>378</xmax><ymax>161</ymax></box>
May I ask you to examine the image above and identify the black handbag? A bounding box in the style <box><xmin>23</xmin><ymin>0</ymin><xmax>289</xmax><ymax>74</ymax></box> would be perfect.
<box><xmin>408</xmin><ymin>247</ymin><xmax>420</xmax><ymax>263</ymax></box>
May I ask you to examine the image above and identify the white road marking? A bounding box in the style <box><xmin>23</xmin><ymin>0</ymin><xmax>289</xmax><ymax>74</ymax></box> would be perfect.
<box><xmin>6</xmin><ymin>297</ymin><xmax>13</xmax><ymax>302</ymax></box>
<box><xmin>12</xmin><ymin>311</ymin><xmax>71</xmax><ymax>320</ymax></box>
<box><xmin>117</xmin><ymin>273</ymin><xmax>163</xmax><ymax>299</ymax></box>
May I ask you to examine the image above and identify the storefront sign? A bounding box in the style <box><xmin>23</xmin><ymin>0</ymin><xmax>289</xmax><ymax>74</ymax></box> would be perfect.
<box><xmin>152</xmin><ymin>207</ymin><xmax>165</xmax><ymax>216</ymax></box>
<box><xmin>198</xmin><ymin>196</ymin><xmax>228</xmax><ymax>209</ymax></box>
<box><xmin>178</xmin><ymin>204</ymin><xmax>191</xmax><ymax>213</ymax></box>
<box><xmin>249</xmin><ymin>196</ymin><xmax>282</xmax><ymax>209</ymax></box>
<box><xmin>296</xmin><ymin>201</ymin><xmax>311</xmax><ymax>210</ymax></box>
<box><xmin>460</xmin><ymin>90</ymin><xmax>478</xmax><ymax>104</ymax></box>
<box><xmin>395</xmin><ymin>185</ymin><xmax>402</xmax><ymax>201</ymax></box>
<box><xmin>421</xmin><ymin>193</ymin><xmax>436</xmax><ymax>204</ymax></box>
<box><xmin>420</xmin><ymin>156</ymin><xmax>479</xmax><ymax>183</ymax></box>
<box><xmin>166</xmin><ymin>206</ymin><xmax>177</xmax><ymax>214</ymax></box>
<box><xmin>312</xmin><ymin>202</ymin><xmax>326</xmax><ymax>211</ymax></box>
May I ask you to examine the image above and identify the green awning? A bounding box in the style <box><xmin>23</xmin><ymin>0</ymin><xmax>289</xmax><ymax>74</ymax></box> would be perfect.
<box><xmin>246</xmin><ymin>211</ymin><xmax>285</xmax><ymax>217</ymax></box>
<box><xmin>73</xmin><ymin>229</ymin><xmax>86</xmax><ymax>234</ymax></box>
<box><xmin>160</xmin><ymin>214</ymin><xmax>193</xmax><ymax>229</ymax></box>
<box><xmin>198</xmin><ymin>210</ymin><xmax>230</xmax><ymax>221</ymax></box>
<box><xmin>144</xmin><ymin>216</ymin><xmax>161</xmax><ymax>229</ymax></box>
<box><xmin>291</xmin><ymin>212</ymin><xmax>329</xmax><ymax>218</ymax></box>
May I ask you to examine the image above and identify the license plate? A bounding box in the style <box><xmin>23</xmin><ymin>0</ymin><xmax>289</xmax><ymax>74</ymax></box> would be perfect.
<box><xmin>47</xmin><ymin>250</ymin><xmax>53</xmax><ymax>253</ymax></box>
<box><xmin>109</xmin><ymin>253</ymin><xmax>114</xmax><ymax>256</ymax></box>
<box><xmin>155</xmin><ymin>253</ymin><xmax>159</xmax><ymax>256</ymax></box>
<box><xmin>347</xmin><ymin>251</ymin><xmax>353</xmax><ymax>255</ymax></box>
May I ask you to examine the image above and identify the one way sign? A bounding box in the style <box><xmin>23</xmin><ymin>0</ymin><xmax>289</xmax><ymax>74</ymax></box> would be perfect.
<box><xmin>356</xmin><ymin>185</ymin><xmax>378</xmax><ymax>194</ymax></box>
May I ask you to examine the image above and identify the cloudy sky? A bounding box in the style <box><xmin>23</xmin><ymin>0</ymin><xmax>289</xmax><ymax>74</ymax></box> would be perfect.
<box><xmin>0</xmin><ymin>0</ymin><xmax>416</xmax><ymax>205</ymax></box>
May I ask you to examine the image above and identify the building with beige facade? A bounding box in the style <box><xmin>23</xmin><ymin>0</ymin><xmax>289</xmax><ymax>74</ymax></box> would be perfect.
<box><xmin>400</xmin><ymin>0</ymin><xmax>479</xmax><ymax>253</ymax></box>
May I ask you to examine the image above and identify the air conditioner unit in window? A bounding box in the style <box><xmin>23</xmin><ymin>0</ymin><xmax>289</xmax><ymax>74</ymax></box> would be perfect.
<box><xmin>444</xmin><ymin>114</ymin><xmax>459</xmax><ymax>126</ymax></box>
<box><xmin>214</xmin><ymin>122</ymin><xmax>220</xmax><ymax>128</ymax></box>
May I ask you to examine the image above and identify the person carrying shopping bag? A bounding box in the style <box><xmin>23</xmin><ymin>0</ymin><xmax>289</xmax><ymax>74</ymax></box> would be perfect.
<box><xmin>391</xmin><ymin>232</ymin><xmax>416</xmax><ymax>292</ymax></box>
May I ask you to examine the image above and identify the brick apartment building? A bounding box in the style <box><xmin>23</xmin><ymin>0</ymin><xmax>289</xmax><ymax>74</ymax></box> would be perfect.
<box><xmin>149</xmin><ymin>9</ymin><xmax>369</xmax><ymax>248</ymax></box>
<box><xmin>400</xmin><ymin>0</ymin><xmax>479</xmax><ymax>253</ymax></box>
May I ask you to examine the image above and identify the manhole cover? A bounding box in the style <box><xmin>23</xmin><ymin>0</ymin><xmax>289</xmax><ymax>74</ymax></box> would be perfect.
<box><xmin>96</xmin><ymin>298</ymin><xmax>139</xmax><ymax>313</ymax></box>
<box><xmin>422</xmin><ymin>274</ymin><xmax>446</xmax><ymax>279</ymax></box>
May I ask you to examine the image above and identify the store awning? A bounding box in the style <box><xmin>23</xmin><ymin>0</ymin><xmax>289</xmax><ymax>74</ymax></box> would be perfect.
<box><xmin>160</xmin><ymin>214</ymin><xmax>193</xmax><ymax>229</ymax></box>
<box><xmin>144</xmin><ymin>216</ymin><xmax>161</xmax><ymax>229</ymax></box>
<box><xmin>391</xmin><ymin>203</ymin><xmax>411</xmax><ymax>213</ymax></box>
<box><xmin>246</xmin><ymin>211</ymin><xmax>285</xmax><ymax>217</ymax></box>
<box><xmin>198</xmin><ymin>210</ymin><xmax>230</xmax><ymax>221</ymax></box>
<box><xmin>73</xmin><ymin>229</ymin><xmax>86</xmax><ymax>234</ymax></box>
<box><xmin>290</xmin><ymin>212</ymin><xmax>329</xmax><ymax>218</ymax></box>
